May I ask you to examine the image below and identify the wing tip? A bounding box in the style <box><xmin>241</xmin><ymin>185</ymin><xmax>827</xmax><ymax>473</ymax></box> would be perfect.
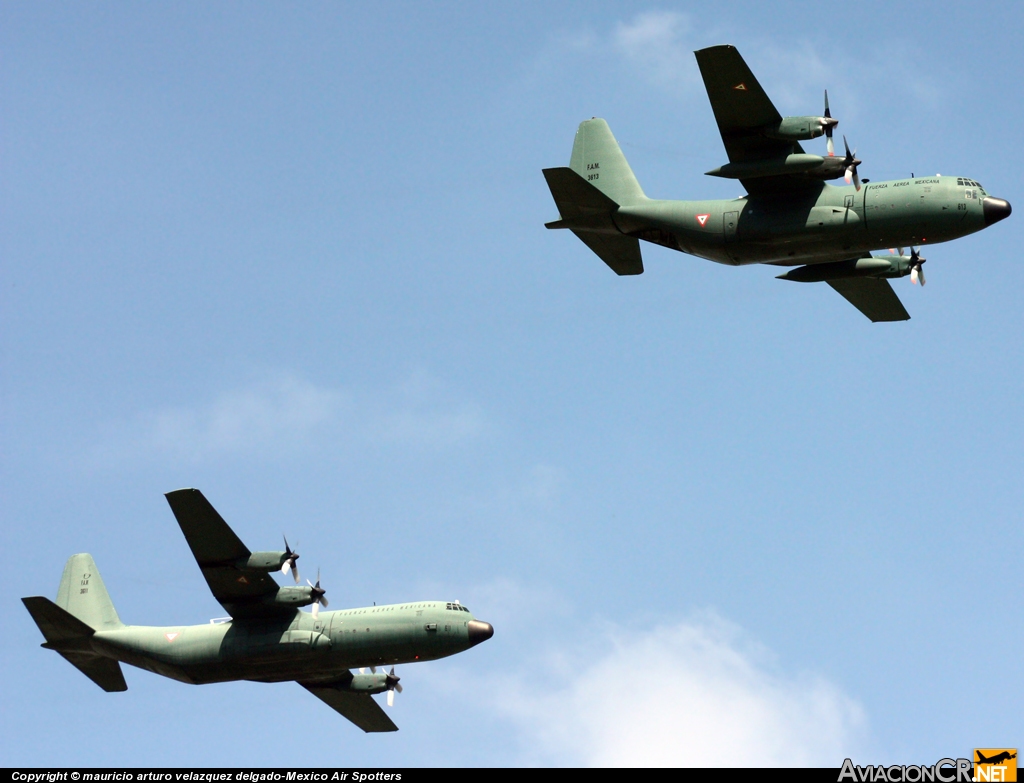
<box><xmin>165</xmin><ymin>487</ymin><xmax>199</xmax><ymax>497</ymax></box>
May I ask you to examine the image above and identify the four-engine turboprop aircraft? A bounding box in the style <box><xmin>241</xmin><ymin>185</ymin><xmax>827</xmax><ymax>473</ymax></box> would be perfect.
<box><xmin>22</xmin><ymin>488</ymin><xmax>494</xmax><ymax>733</ymax></box>
<box><xmin>543</xmin><ymin>44</ymin><xmax>1011</xmax><ymax>321</ymax></box>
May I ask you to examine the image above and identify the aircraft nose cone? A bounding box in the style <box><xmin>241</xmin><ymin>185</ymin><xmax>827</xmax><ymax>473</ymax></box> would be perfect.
<box><xmin>467</xmin><ymin>620</ymin><xmax>494</xmax><ymax>647</ymax></box>
<box><xmin>983</xmin><ymin>197</ymin><xmax>1011</xmax><ymax>226</ymax></box>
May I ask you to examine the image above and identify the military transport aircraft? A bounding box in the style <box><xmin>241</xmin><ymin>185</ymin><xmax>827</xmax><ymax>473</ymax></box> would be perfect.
<box><xmin>543</xmin><ymin>44</ymin><xmax>1011</xmax><ymax>321</ymax></box>
<box><xmin>22</xmin><ymin>488</ymin><xmax>494</xmax><ymax>733</ymax></box>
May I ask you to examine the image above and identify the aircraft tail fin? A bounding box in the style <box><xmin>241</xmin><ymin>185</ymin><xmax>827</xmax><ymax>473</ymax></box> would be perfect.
<box><xmin>22</xmin><ymin>596</ymin><xmax>128</xmax><ymax>691</ymax></box>
<box><xmin>55</xmin><ymin>553</ymin><xmax>124</xmax><ymax>631</ymax></box>
<box><xmin>569</xmin><ymin>118</ymin><xmax>646</xmax><ymax>206</ymax></box>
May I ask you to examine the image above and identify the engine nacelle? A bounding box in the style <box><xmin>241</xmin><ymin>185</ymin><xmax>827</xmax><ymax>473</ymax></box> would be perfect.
<box><xmin>262</xmin><ymin>585</ymin><xmax>318</xmax><ymax>609</ymax></box>
<box><xmin>237</xmin><ymin>550</ymin><xmax>289</xmax><ymax>571</ymax></box>
<box><xmin>776</xmin><ymin>256</ymin><xmax>910</xmax><ymax>283</ymax></box>
<box><xmin>337</xmin><ymin>673</ymin><xmax>389</xmax><ymax>694</ymax></box>
<box><xmin>764</xmin><ymin>116</ymin><xmax>828</xmax><ymax>142</ymax></box>
<box><xmin>706</xmin><ymin>153</ymin><xmax>825</xmax><ymax>180</ymax></box>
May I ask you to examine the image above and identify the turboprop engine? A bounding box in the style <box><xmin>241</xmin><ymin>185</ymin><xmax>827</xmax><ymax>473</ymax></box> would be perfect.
<box><xmin>334</xmin><ymin>667</ymin><xmax>404</xmax><ymax>705</ymax></box>
<box><xmin>764</xmin><ymin>114</ymin><xmax>837</xmax><ymax>142</ymax></box>
<box><xmin>776</xmin><ymin>255</ymin><xmax>915</xmax><ymax>283</ymax></box>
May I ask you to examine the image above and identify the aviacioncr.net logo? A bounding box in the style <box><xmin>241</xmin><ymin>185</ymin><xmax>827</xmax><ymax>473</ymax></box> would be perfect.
<box><xmin>839</xmin><ymin>758</ymin><xmax>973</xmax><ymax>782</ymax></box>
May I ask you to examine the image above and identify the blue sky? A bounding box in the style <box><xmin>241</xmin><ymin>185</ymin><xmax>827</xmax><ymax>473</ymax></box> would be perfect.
<box><xmin>2</xmin><ymin>1</ymin><xmax>1021</xmax><ymax>767</ymax></box>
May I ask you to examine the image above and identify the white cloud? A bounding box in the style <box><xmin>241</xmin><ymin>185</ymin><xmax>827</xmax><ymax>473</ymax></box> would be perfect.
<box><xmin>490</xmin><ymin>614</ymin><xmax>867</xmax><ymax>767</ymax></box>
<box><xmin>90</xmin><ymin>371</ymin><xmax>488</xmax><ymax>466</ymax></box>
<box><xmin>587</xmin><ymin>12</ymin><xmax>943</xmax><ymax>117</ymax></box>
<box><xmin>612</xmin><ymin>11</ymin><xmax>701</xmax><ymax>94</ymax></box>
<box><xmin>368</xmin><ymin>369</ymin><xmax>488</xmax><ymax>446</ymax></box>
<box><xmin>148</xmin><ymin>374</ymin><xmax>346</xmax><ymax>458</ymax></box>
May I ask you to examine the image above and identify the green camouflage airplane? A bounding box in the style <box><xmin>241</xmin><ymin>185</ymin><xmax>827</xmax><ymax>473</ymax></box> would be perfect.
<box><xmin>22</xmin><ymin>488</ymin><xmax>494</xmax><ymax>733</ymax></box>
<box><xmin>543</xmin><ymin>45</ymin><xmax>1011</xmax><ymax>321</ymax></box>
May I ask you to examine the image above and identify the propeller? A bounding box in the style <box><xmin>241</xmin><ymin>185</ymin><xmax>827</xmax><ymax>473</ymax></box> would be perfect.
<box><xmin>887</xmin><ymin>247</ymin><xmax>927</xmax><ymax>285</ymax></box>
<box><xmin>842</xmin><ymin>136</ymin><xmax>862</xmax><ymax>191</ymax></box>
<box><xmin>823</xmin><ymin>90</ymin><xmax>837</xmax><ymax>156</ymax></box>
<box><xmin>307</xmin><ymin>570</ymin><xmax>328</xmax><ymax>619</ymax></box>
<box><xmin>909</xmin><ymin>247</ymin><xmax>926</xmax><ymax>285</ymax></box>
<box><xmin>383</xmin><ymin>667</ymin><xmax>403</xmax><ymax>707</ymax></box>
<box><xmin>281</xmin><ymin>536</ymin><xmax>300</xmax><ymax>584</ymax></box>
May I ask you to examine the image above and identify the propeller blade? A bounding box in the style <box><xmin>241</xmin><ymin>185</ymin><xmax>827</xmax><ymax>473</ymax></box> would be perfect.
<box><xmin>908</xmin><ymin>248</ymin><xmax>927</xmax><ymax>286</ymax></box>
<box><xmin>370</xmin><ymin>666</ymin><xmax>377</xmax><ymax>674</ymax></box>
<box><xmin>824</xmin><ymin>90</ymin><xmax>835</xmax><ymax>156</ymax></box>
<box><xmin>840</xmin><ymin>135</ymin><xmax>862</xmax><ymax>190</ymax></box>
<box><xmin>383</xmin><ymin>667</ymin><xmax>401</xmax><ymax>706</ymax></box>
<box><xmin>306</xmin><ymin>569</ymin><xmax>327</xmax><ymax>615</ymax></box>
<box><xmin>282</xmin><ymin>536</ymin><xmax>300</xmax><ymax>583</ymax></box>
<box><xmin>358</xmin><ymin>668</ymin><xmax>366</xmax><ymax>674</ymax></box>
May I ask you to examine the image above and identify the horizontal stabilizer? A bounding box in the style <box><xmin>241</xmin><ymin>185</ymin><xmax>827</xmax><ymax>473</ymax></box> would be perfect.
<box><xmin>56</xmin><ymin>651</ymin><xmax>128</xmax><ymax>692</ymax></box>
<box><xmin>543</xmin><ymin>167</ymin><xmax>620</xmax><ymax>216</ymax></box>
<box><xmin>23</xmin><ymin>596</ymin><xmax>96</xmax><ymax>643</ymax></box>
<box><xmin>570</xmin><ymin>230</ymin><xmax>643</xmax><ymax>276</ymax></box>
<box><xmin>22</xmin><ymin>597</ymin><xmax>128</xmax><ymax>692</ymax></box>
<box><xmin>542</xmin><ymin>167</ymin><xmax>643</xmax><ymax>275</ymax></box>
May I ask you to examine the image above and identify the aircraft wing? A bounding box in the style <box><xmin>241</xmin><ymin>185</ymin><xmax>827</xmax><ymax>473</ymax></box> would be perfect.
<box><xmin>301</xmin><ymin>684</ymin><xmax>399</xmax><ymax>733</ymax></box>
<box><xmin>694</xmin><ymin>45</ymin><xmax>817</xmax><ymax>196</ymax></box>
<box><xmin>826</xmin><ymin>277</ymin><xmax>911</xmax><ymax>322</ymax></box>
<box><xmin>165</xmin><ymin>488</ymin><xmax>287</xmax><ymax>619</ymax></box>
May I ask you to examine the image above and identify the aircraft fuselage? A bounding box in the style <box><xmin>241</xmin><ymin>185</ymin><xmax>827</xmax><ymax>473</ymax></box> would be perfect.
<box><xmin>613</xmin><ymin>176</ymin><xmax>1004</xmax><ymax>267</ymax></box>
<box><xmin>86</xmin><ymin>601</ymin><xmax>489</xmax><ymax>686</ymax></box>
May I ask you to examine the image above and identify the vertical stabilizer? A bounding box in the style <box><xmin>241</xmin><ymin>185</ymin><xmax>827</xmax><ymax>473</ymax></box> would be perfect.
<box><xmin>56</xmin><ymin>553</ymin><xmax>124</xmax><ymax>631</ymax></box>
<box><xmin>569</xmin><ymin>119</ymin><xmax>646</xmax><ymax>206</ymax></box>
